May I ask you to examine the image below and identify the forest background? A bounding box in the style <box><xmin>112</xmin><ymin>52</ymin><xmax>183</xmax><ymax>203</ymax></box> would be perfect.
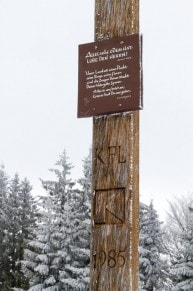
<box><xmin>0</xmin><ymin>149</ymin><xmax>193</xmax><ymax>290</ymax></box>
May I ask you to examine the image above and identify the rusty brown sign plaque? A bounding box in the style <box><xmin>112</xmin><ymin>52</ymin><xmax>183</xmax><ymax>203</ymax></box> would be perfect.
<box><xmin>77</xmin><ymin>34</ymin><xmax>143</xmax><ymax>118</ymax></box>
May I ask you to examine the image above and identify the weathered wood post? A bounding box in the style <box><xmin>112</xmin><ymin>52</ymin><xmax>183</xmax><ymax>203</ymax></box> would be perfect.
<box><xmin>90</xmin><ymin>0</ymin><xmax>140</xmax><ymax>290</ymax></box>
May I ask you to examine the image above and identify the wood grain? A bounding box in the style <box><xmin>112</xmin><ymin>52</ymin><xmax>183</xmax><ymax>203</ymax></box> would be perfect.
<box><xmin>90</xmin><ymin>1</ymin><xmax>140</xmax><ymax>290</ymax></box>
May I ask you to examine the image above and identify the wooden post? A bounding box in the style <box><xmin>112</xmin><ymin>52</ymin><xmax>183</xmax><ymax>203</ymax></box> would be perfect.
<box><xmin>90</xmin><ymin>1</ymin><xmax>139</xmax><ymax>290</ymax></box>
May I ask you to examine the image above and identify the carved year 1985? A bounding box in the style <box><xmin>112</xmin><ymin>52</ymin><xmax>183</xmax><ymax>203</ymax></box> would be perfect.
<box><xmin>93</xmin><ymin>249</ymin><xmax>126</xmax><ymax>269</ymax></box>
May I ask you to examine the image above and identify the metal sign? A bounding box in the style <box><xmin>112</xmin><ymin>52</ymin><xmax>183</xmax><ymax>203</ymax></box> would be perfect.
<box><xmin>77</xmin><ymin>34</ymin><xmax>143</xmax><ymax>118</ymax></box>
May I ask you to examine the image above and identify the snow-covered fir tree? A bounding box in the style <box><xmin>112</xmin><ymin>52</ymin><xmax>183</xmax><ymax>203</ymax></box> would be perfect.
<box><xmin>23</xmin><ymin>192</ymin><xmax>62</xmax><ymax>291</ymax></box>
<box><xmin>6</xmin><ymin>175</ymin><xmax>37</xmax><ymax>290</ymax></box>
<box><xmin>0</xmin><ymin>164</ymin><xmax>10</xmax><ymax>289</ymax></box>
<box><xmin>139</xmin><ymin>201</ymin><xmax>168</xmax><ymax>291</ymax></box>
<box><xmin>0</xmin><ymin>167</ymin><xmax>37</xmax><ymax>290</ymax></box>
<box><xmin>59</xmin><ymin>192</ymin><xmax>90</xmax><ymax>290</ymax></box>
<box><xmin>6</xmin><ymin>173</ymin><xmax>22</xmax><ymax>289</ymax></box>
<box><xmin>170</xmin><ymin>221</ymin><xmax>193</xmax><ymax>291</ymax></box>
<box><xmin>23</xmin><ymin>150</ymin><xmax>77</xmax><ymax>290</ymax></box>
<box><xmin>23</xmin><ymin>149</ymin><xmax>92</xmax><ymax>290</ymax></box>
<box><xmin>166</xmin><ymin>195</ymin><xmax>193</xmax><ymax>290</ymax></box>
<box><xmin>18</xmin><ymin>178</ymin><xmax>38</xmax><ymax>289</ymax></box>
<box><xmin>60</xmin><ymin>150</ymin><xmax>92</xmax><ymax>290</ymax></box>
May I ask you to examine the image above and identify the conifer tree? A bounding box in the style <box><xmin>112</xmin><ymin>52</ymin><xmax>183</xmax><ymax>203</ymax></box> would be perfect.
<box><xmin>6</xmin><ymin>173</ymin><xmax>21</xmax><ymax>289</ymax></box>
<box><xmin>139</xmin><ymin>202</ymin><xmax>168</xmax><ymax>291</ymax></box>
<box><xmin>0</xmin><ymin>167</ymin><xmax>37</xmax><ymax>290</ymax></box>
<box><xmin>23</xmin><ymin>192</ymin><xmax>61</xmax><ymax>291</ymax></box>
<box><xmin>18</xmin><ymin>178</ymin><xmax>38</xmax><ymax>289</ymax></box>
<box><xmin>166</xmin><ymin>195</ymin><xmax>193</xmax><ymax>290</ymax></box>
<box><xmin>23</xmin><ymin>149</ymin><xmax>92</xmax><ymax>290</ymax></box>
<box><xmin>60</xmin><ymin>150</ymin><xmax>92</xmax><ymax>290</ymax></box>
<box><xmin>0</xmin><ymin>164</ymin><xmax>9</xmax><ymax>289</ymax></box>
<box><xmin>23</xmin><ymin>149</ymin><xmax>76</xmax><ymax>290</ymax></box>
<box><xmin>170</xmin><ymin>222</ymin><xmax>193</xmax><ymax>291</ymax></box>
<box><xmin>6</xmin><ymin>175</ymin><xmax>37</xmax><ymax>290</ymax></box>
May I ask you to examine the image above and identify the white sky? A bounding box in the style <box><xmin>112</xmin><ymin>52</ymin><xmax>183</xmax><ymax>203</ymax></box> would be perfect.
<box><xmin>0</xmin><ymin>0</ymin><xmax>193</xmax><ymax>219</ymax></box>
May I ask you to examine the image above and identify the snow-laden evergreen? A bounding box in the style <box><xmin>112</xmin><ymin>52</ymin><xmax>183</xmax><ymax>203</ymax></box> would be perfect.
<box><xmin>6</xmin><ymin>173</ymin><xmax>22</xmax><ymax>289</ymax></box>
<box><xmin>170</xmin><ymin>224</ymin><xmax>193</xmax><ymax>290</ymax></box>
<box><xmin>60</xmin><ymin>150</ymin><xmax>91</xmax><ymax>290</ymax></box>
<box><xmin>0</xmin><ymin>164</ymin><xmax>10</xmax><ymax>289</ymax></box>
<box><xmin>7</xmin><ymin>175</ymin><xmax>37</xmax><ymax>290</ymax></box>
<box><xmin>0</xmin><ymin>168</ymin><xmax>37</xmax><ymax>290</ymax></box>
<box><xmin>18</xmin><ymin>178</ymin><xmax>38</xmax><ymax>289</ymax></box>
<box><xmin>166</xmin><ymin>196</ymin><xmax>193</xmax><ymax>290</ymax></box>
<box><xmin>23</xmin><ymin>192</ymin><xmax>61</xmax><ymax>290</ymax></box>
<box><xmin>139</xmin><ymin>201</ymin><xmax>168</xmax><ymax>290</ymax></box>
<box><xmin>23</xmin><ymin>149</ymin><xmax>91</xmax><ymax>290</ymax></box>
<box><xmin>23</xmin><ymin>149</ymin><xmax>75</xmax><ymax>290</ymax></box>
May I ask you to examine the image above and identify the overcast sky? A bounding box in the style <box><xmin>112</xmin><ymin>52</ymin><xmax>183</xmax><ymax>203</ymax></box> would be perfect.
<box><xmin>0</xmin><ymin>0</ymin><xmax>193</xmax><ymax>219</ymax></box>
